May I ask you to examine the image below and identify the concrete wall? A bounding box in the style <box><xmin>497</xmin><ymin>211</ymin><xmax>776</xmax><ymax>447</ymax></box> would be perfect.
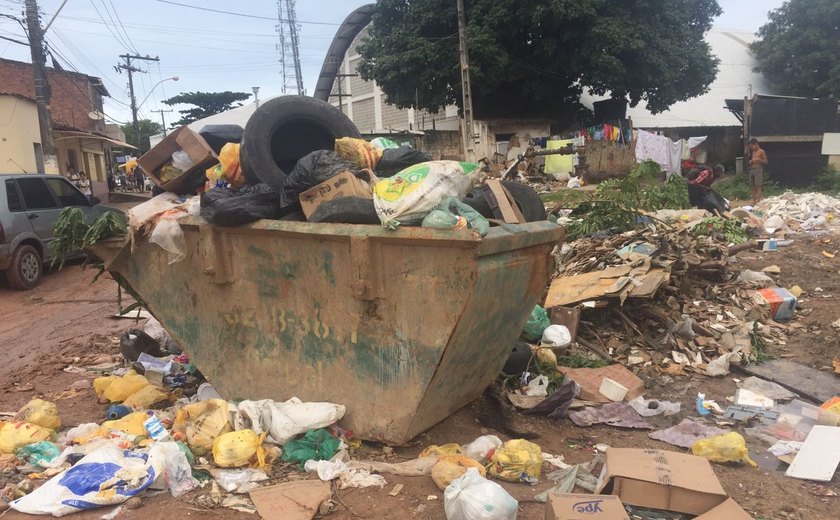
<box><xmin>473</xmin><ymin>119</ymin><xmax>552</xmax><ymax>162</ymax></box>
<box><xmin>0</xmin><ymin>95</ymin><xmax>41</xmax><ymax>173</ymax></box>
<box><xmin>417</xmin><ymin>130</ymin><xmax>463</xmax><ymax>160</ymax></box>
<box><xmin>585</xmin><ymin>140</ymin><xmax>637</xmax><ymax>177</ymax></box>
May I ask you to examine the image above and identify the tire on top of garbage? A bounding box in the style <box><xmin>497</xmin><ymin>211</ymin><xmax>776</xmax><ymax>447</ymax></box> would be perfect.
<box><xmin>462</xmin><ymin>180</ymin><xmax>547</xmax><ymax>222</ymax></box>
<box><xmin>240</xmin><ymin>96</ymin><xmax>361</xmax><ymax>190</ymax></box>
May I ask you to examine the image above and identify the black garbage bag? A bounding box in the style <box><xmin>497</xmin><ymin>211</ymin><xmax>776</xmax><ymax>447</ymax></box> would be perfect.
<box><xmin>120</xmin><ymin>329</ymin><xmax>165</xmax><ymax>363</ymax></box>
<box><xmin>376</xmin><ymin>147</ymin><xmax>432</xmax><ymax>178</ymax></box>
<box><xmin>201</xmin><ymin>183</ymin><xmax>283</xmax><ymax>226</ymax></box>
<box><xmin>283</xmin><ymin>150</ymin><xmax>359</xmax><ymax>203</ymax></box>
<box><xmin>199</xmin><ymin>124</ymin><xmax>244</xmax><ymax>154</ymax></box>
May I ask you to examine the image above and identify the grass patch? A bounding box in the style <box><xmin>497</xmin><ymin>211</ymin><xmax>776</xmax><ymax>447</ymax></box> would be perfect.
<box><xmin>540</xmin><ymin>189</ymin><xmax>592</xmax><ymax>206</ymax></box>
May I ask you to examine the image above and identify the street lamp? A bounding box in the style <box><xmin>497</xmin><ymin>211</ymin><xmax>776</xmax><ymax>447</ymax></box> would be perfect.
<box><xmin>138</xmin><ymin>76</ymin><xmax>179</xmax><ymax>109</ymax></box>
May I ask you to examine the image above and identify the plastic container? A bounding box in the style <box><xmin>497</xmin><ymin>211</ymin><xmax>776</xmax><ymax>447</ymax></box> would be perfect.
<box><xmin>599</xmin><ymin>378</ymin><xmax>629</xmax><ymax>402</ymax></box>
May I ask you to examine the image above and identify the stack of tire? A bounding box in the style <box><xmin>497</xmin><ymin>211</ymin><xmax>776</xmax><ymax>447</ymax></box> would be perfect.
<box><xmin>238</xmin><ymin>96</ymin><xmax>546</xmax><ymax>224</ymax></box>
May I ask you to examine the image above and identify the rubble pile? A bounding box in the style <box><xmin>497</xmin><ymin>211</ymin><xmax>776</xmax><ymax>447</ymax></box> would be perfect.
<box><xmin>547</xmin><ymin>222</ymin><xmax>782</xmax><ymax>376</ymax></box>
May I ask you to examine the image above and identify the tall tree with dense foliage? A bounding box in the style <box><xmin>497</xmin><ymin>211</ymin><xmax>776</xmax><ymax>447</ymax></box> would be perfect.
<box><xmin>162</xmin><ymin>91</ymin><xmax>251</xmax><ymax>126</ymax></box>
<box><xmin>751</xmin><ymin>0</ymin><xmax>840</xmax><ymax>98</ymax></box>
<box><xmin>121</xmin><ymin>119</ymin><xmax>162</xmax><ymax>153</ymax></box>
<box><xmin>357</xmin><ymin>0</ymin><xmax>722</xmax><ymax>119</ymax></box>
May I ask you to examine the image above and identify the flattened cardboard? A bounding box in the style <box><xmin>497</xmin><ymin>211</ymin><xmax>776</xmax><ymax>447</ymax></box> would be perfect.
<box><xmin>595</xmin><ymin>449</ymin><xmax>751</xmax><ymax>518</ymax></box>
<box><xmin>545</xmin><ymin>493</ymin><xmax>630</xmax><ymax>520</ymax></box>
<box><xmin>249</xmin><ymin>480</ymin><xmax>331</xmax><ymax>520</ymax></box>
<box><xmin>299</xmin><ymin>170</ymin><xmax>377</xmax><ymax>218</ymax></box>
<box><xmin>545</xmin><ymin>263</ymin><xmax>668</xmax><ymax>308</ymax></box>
<box><xmin>137</xmin><ymin>126</ymin><xmax>217</xmax><ymax>194</ymax></box>
<box><xmin>558</xmin><ymin>365</ymin><xmax>645</xmax><ymax>403</ymax></box>
<box><xmin>483</xmin><ymin>179</ymin><xmax>526</xmax><ymax>223</ymax></box>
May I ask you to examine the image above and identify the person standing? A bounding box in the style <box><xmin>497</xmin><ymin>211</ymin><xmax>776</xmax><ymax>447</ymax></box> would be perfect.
<box><xmin>78</xmin><ymin>172</ymin><xmax>92</xmax><ymax>199</ymax></box>
<box><xmin>748</xmin><ymin>138</ymin><xmax>768</xmax><ymax>205</ymax></box>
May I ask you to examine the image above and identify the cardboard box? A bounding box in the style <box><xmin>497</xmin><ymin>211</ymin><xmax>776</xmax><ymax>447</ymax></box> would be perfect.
<box><xmin>545</xmin><ymin>493</ymin><xmax>630</xmax><ymax>520</ymax></box>
<box><xmin>137</xmin><ymin>126</ymin><xmax>217</xmax><ymax>194</ymax></box>
<box><xmin>299</xmin><ymin>170</ymin><xmax>377</xmax><ymax>218</ymax></box>
<box><xmin>557</xmin><ymin>365</ymin><xmax>645</xmax><ymax>403</ymax></box>
<box><xmin>753</xmin><ymin>288</ymin><xmax>797</xmax><ymax>321</ymax></box>
<box><xmin>595</xmin><ymin>449</ymin><xmax>752</xmax><ymax>519</ymax></box>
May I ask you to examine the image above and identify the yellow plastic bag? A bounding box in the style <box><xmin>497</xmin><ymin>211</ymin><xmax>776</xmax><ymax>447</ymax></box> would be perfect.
<box><xmin>212</xmin><ymin>430</ymin><xmax>267</xmax><ymax>468</ymax></box>
<box><xmin>419</xmin><ymin>443</ymin><xmax>462</xmax><ymax>458</ymax></box>
<box><xmin>99</xmin><ymin>412</ymin><xmax>149</xmax><ymax>437</ymax></box>
<box><xmin>123</xmin><ymin>385</ymin><xmax>169</xmax><ymax>409</ymax></box>
<box><xmin>488</xmin><ymin>439</ymin><xmax>542</xmax><ymax>483</ymax></box>
<box><xmin>335</xmin><ymin>137</ymin><xmax>383</xmax><ymax>170</ymax></box>
<box><xmin>172</xmin><ymin>399</ymin><xmax>232</xmax><ymax>452</ymax></box>
<box><xmin>0</xmin><ymin>422</ymin><xmax>54</xmax><ymax>454</ymax></box>
<box><xmin>690</xmin><ymin>432</ymin><xmax>757</xmax><ymax>467</ymax></box>
<box><xmin>15</xmin><ymin>399</ymin><xmax>61</xmax><ymax>430</ymax></box>
<box><xmin>431</xmin><ymin>454</ymin><xmax>486</xmax><ymax>490</ymax></box>
<box><xmin>205</xmin><ymin>143</ymin><xmax>244</xmax><ymax>186</ymax></box>
<box><xmin>94</xmin><ymin>372</ymin><xmax>151</xmax><ymax>403</ymax></box>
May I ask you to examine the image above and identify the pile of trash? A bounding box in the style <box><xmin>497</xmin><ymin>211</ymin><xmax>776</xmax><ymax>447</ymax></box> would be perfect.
<box><xmin>752</xmin><ymin>192</ymin><xmax>840</xmax><ymax>232</ymax></box>
<box><xmin>110</xmin><ymin>96</ymin><xmax>549</xmax><ymax>266</ymax></box>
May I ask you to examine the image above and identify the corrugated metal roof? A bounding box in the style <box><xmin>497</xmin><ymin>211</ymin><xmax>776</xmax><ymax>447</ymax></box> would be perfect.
<box><xmin>581</xmin><ymin>30</ymin><xmax>773</xmax><ymax>128</ymax></box>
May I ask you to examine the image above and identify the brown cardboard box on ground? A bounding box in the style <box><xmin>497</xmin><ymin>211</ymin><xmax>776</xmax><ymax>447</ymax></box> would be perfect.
<box><xmin>299</xmin><ymin>170</ymin><xmax>377</xmax><ymax>218</ymax></box>
<box><xmin>545</xmin><ymin>493</ymin><xmax>630</xmax><ymax>520</ymax></box>
<box><xmin>557</xmin><ymin>365</ymin><xmax>645</xmax><ymax>403</ymax></box>
<box><xmin>595</xmin><ymin>448</ymin><xmax>752</xmax><ymax>519</ymax></box>
<box><xmin>137</xmin><ymin>126</ymin><xmax>217</xmax><ymax>194</ymax></box>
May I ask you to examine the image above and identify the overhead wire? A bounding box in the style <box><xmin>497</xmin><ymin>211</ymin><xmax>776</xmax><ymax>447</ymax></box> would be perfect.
<box><xmin>151</xmin><ymin>0</ymin><xmax>340</xmax><ymax>25</ymax></box>
<box><xmin>101</xmin><ymin>0</ymin><xmax>139</xmax><ymax>54</ymax></box>
<box><xmin>87</xmin><ymin>0</ymin><xmax>132</xmax><ymax>52</ymax></box>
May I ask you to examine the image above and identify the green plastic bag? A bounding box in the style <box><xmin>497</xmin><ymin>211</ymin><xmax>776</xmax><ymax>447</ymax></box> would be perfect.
<box><xmin>281</xmin><ymin>429</ymin><xmax>340</xmax><ymax>468</ymax></box>
<box><xmin>370</xmin><ymin>137</ymin><xmax>400</xmax><ymax>150</ymax></box>
<box><xmin>522</xmin><ymin>305</ymin><xmax>550</xmax><ymax>342</ymax></box>
<box><xmin>421</xmin><ymin>197</ymin><xmax>491</xmax><ymax>236</ymax></box>
<box><xmin>17</xmin><ymin>440</ymin><xmax>61</xmax><ymax>468</ymax></box>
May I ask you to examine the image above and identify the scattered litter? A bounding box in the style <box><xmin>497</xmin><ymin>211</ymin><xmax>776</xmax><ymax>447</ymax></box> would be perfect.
<box><xmin>785</xmin><ymin>425</ymin><xmax>840</xmax><ymax>481</ymax></box>
<box><xmin>570</xmin><ymin>402</ymin><xmax>655</xmax><ymax>429</ymax></box>
<box><xmin>487</xmin><ymin>439</ymin><xmax>542</xmax><ymax>484</ymax></box>
<box><xmin>733</xmin><ymin>388</ymin><xmax>774</xmax><ymax>408</ymax></box>
<box><xmin>737</xmin><ymin>377</ymin><xmax>797</xmax><ymax>402</ymax></box>
<box><xmin>649</xmin><ymin>418</ymin><xmax>730</xmax><ymax>449</ymax></box>
<box><xmin>767</xmin><ymin>440</ymin><xmax>803</xmax><ymax>457</ymax></box>
<box><xmin>249</xmin><ymin>481</ymin><xmax>331</xmax><ymax>520</ymax></box>
<box><xmin>557</xmin><ymin>365</ymin><xmax>645</xmax><ymax>403</ymax></box>
<box><xmin>388</xmin><ymin>483</ymin><xmax>404</xmax><ymax>496</ymax></box>
<box><xmin>690</xmin><ymin>432</ymin><xmax>757</xmax><ymax>467</ymax></box>
<box><xmin>444</xmin><ymin>468</ymin><xmax>518</xmax><ymax>520</ymax></box>
<box><xmin>304</xmin><ymin>457</ymin><xmax>387</xmax><ymax>489</ymax></box>
<box><xmin>627</xmin><ymin>396</ymin><xmax>681</xmax><ymax>417</ymax></box>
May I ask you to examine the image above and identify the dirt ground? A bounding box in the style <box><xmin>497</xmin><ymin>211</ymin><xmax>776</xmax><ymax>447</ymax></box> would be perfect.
<box><xmin>0</xmin><ymin>232</ymin><xmax>838</xmax><ymax>520</ymax></box>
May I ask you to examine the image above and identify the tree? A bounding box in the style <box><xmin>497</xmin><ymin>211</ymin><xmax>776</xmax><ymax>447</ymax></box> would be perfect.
<box><xmin>751</xmin><ymin>0</ymin><xmax>840</xmax><ymax>99</ymax></box>
<box><xmin>121</xmin><ymin>119</ymin><xmax>163</xmax><ymax>153</ymax></box>
<box><xmin>162</xmin><ymin>91</ymin><xmax>251</xmax><ymax>126</ymax></box>
<box><xmin>357</xmin><ymin>0</ymin><xmax>722</xmax><ymax>119</ymax></box>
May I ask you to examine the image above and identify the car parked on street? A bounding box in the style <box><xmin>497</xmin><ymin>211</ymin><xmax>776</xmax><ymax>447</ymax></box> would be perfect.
<box><xmin>0</xmin><ymin>173</ymin><xmax>125</xmax><ymax>290</ymax></box>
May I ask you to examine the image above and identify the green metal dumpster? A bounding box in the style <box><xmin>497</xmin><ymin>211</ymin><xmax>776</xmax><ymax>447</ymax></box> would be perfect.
<box><xmin>92</xmin><ymin>218</ymin><xmax>563</xmax><ymax>444</ymax></box>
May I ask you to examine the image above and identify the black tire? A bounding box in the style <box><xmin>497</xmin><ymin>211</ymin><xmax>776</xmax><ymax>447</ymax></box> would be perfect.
<box><xmin>462</xmin><ymin>180</ymin><xmax>547</xmax><ymax>222</ymax></box>
<box><xmin>7</xmin><ymin>244</ymin><xmax>42</xmax><ymax>290</ymax></box>
<box><xmin>239</xmin><ymin>142</ymin><xmax>262</xmax><ymax>186</ymax></box>
<box><xmin>240</xmin><ymin>97</ymin><xmax>361</xmax><ymax>191</ymax></box>
<box><xmin>308</xmin><ymin>197</ymin><xmax>380</xmax><ymax>225</ymax></box>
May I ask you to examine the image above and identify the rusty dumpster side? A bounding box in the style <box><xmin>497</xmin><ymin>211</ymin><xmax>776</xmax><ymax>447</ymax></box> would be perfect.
<box><xmin>92</xmin><ymin>219</ymin><xmax>563</xmax><ymax>444</ymax></box>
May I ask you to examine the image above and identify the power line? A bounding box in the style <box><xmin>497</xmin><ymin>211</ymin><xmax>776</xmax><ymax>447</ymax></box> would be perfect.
<box><xmin>102</xmin><ymin>0</ymin><xmax>138</xmax><ymax>54</ymax></box>
<box><xmin>87</xmin><ymin>0</ymin><xmax>132</xmax><ymax>52</ymax></box>
<box><xmin>152</xmin><ymin>0</ymin><xmax>340</xmax><ymax>25</ymax></box>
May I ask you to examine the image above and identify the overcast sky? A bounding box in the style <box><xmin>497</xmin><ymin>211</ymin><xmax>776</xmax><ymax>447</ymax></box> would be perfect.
<box><xmin>0</xmin><ymin>0</ymin><xmax>785</xmax><ymax>126</ymax></box>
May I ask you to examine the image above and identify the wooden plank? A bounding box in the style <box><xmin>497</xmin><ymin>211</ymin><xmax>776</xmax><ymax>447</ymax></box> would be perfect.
<box><xmin>785</xmin><ymin>426</ymin><xmax>840</xmax><ymax>481</ymax></box>
<box><xmin>736</xmin><ymin>360</ymin><xmax>839</xmax><ymax>403</ymax></box>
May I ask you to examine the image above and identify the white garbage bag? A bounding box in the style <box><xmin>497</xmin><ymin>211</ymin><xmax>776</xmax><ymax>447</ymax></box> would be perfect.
<box><xmin>444</xmin><ymin>468</ymin><xmax>518</xmax><ymax>520</ymax></box>
<box><xmin>11</xmin><ymin>445</ymin><xmax>163</xmax><ymax>516</ymax></box>
<box><xmin>230</xmin><ymin>397</ymin><xmax>346</xmax><ymax>445</ymax></box>
<box><xmin>373</xmin><ymin>161</ymin><xmax>480</xmax><ymax>227</ymax></box>
<box><xmin>541</xmin><ymin>325</ymin><xmax>572</xmax><ymax>347</ymax></box>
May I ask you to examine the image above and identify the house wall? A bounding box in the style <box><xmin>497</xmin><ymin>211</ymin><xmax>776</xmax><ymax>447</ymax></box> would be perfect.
<box><xmin>417</xmin><ymin>130</ymin><xmax>463</xmax><ymax>160</ymax></box>
<box><xmin>0</xmin><ymin>95</ymin><xmax>41</xmax><ymax>173</ymax></box>
<box><xmin>473</xmin><ymin>119</ymin><xmax>552</xmax><ymax>162</ymax></box>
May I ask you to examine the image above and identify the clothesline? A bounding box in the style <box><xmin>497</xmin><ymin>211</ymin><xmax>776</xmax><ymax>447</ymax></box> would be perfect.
<box><xmin>635</xmin><ymin>129</ymin><xmax>707</xmax><ymax>175</ymax></box>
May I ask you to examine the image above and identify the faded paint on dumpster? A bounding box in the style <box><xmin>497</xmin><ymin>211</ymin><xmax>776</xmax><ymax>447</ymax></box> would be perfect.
<box><xmin>91</xmin><ymin>219</ymin><xmax>563</xmax><ymax>443</ymax></box>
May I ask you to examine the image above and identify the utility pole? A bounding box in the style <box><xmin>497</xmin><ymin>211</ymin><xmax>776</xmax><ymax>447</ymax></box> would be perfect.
<box><xmin>330</xmin><ymin>73</ymin><xmax>357</xmax><ymax>114</ymax></box>
<box><xmin>115</xmin><ymin>54</ymin><xmax>159</xmax><ymax>147</ymax></box>
<box><xmin>152</xmin><ymin>109</ymin><xmax>173</xmax><ymax>137</ymax></box>
<box><xmin>25</xmin><ymin>0</ymin><xmax>57</xmax><ymax>173</ymax></box>
<box><xmin>456</xmin><ymin>0</ymin><xmax>476</xmax><ymax>162</ymax></box>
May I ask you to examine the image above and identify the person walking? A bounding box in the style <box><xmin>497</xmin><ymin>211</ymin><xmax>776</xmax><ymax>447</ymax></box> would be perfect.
<box><xmin>748</xmin><ymin>138</ymin><xmax>768</xmax><ymax>205</ymax></box>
